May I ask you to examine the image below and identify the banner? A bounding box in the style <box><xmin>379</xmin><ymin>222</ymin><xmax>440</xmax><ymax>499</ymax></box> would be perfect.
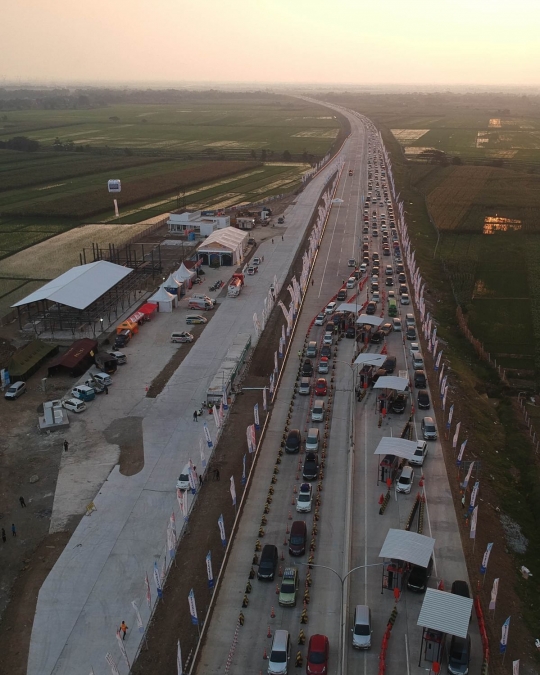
<box><xmin>439</xmin><ymin>363</ymin><xmax>445</xmax><ymax>386</ymax></box>
<box><xmin>246</xmin><ymin>425</ymin><xmax>254</xmax><ymax>453</ymax></box>
<box><xmin>203</xmin><ymin>422</ymin><xmax>213</xmax><ymax>449</ymax></box>
<box><xmin>177</xmin><ymin>488</ymin><xmax>188</xmax><ymax>521</ymax></box>
<box><xmin>219</xmin><ymin>400</ymin><xmax>224</xmax><ymax>426</ymax></box>
<box><xmin>116</xmin><ymin>629</ymin><xmax>130</xmax><ymax>668</ymax></box>
<box><xmin>188</xmin><ymin>588</ymin><xmax>198</xmax><ymax>625</ymax></box>
<box><xmin>440</xmin><ymin>374</ymin><xmax>447</xmax><ymax>397</ymax></box>
<box><xmin>206</xmin><ymin>550</ymin><xmax>214</xmax><ymax>588</ymax></box>
<box><xmin>188</xmin><ymin>465</ymin><xmax>197</xmax><ymax>495</ymax></box>
<box><xmin>254</xmin><ymin>403</ymin><xmax>260</xmax><ymax>430</ymax></box>
<box><xmin>145</xmin><ymin>571</ymin><xmax>152</xmax><ymax>609</ymax></box>
<box><xmin>250</xmin><ymin>424</ymin><xmax>256</xmax><ymax>452</ymax></box>
<box><xmin>274</xmin><ymin>351</ymin><xmax>278</xmax><ymax>373</ymax></box>
<box><xmin>447</xmin><ymin>404</ymin><xmax>454</xmax><ymax>429</ymax></box>
<box><xmin>462</xmin><ymin>460</ymin><xmax>474</xmax><ymax>488</ymax></box>
<box><xmin>177</xmin><ymin>640</ymin><xmax>183</xmax><ymax>675</ymax></box>
<box><xmin>470</xmin><ymin>505</ymin><xmax>478</xmax><ymax>539</ymax></box>
<box><xmin>262</xmin><ymin>386</ymin><xmax>267</xmax><ymax>412</ymax></box>
<box><xmin>154</xmin><ymin>560</ymin><xmax>163</xmax><ymax>598</ymax></box>
<box><xmin>213</xmin><ymin>403</ymin><xmax>220</xmax><ymax>429</ymax></box>
<box><xmin>480</xmin><ymin>542</ymin><xmax>493</xmax><ymax>575</ymax></box>
<box><xmin>442</xmin><ymin>385</ymin><xmax>448</xmax><ymax>411</ymax></box>
<box><xmin>457</xmin><ymin>438</ymin><xmax>467</xmax><ymax>465</ymax></box>
<box><xmin>167</xmin><ymin>519</ymin><xmax>177</xmax><ymax>559</ymax></box>
<box><xmin>470</xmin><ymin>481</ymin><xmax>480</xmax><ymax>509</ymax></box>
<box><xmin>452</xmin><ymin>421</ymin><xmax>461</xmax><ymax>449</ymax></box>
<box><xmin>500</xmin><ymin>616</ymin><xmax>510</xmax><ymax>653</ymax></box>
<box><xmin>278</xmin><ymin>337</ymin><xmax>284</xmax><ymax>358</ymax></box>
<box><xmin>222</xmin><ymin>386</ymin><xmax>228</xmax><ymax>411</ymax></box>
<box><xmin>105</xmin><ymin>653</ymin><xmax>121</xmax><ymax>675</ymax></box>
<box><xmin>241</xmin><ymin>453</ymin><xmax>246</xmax><ymax>485</ymax></box>
<box><xmin>218</xmin><ymin>514</ymin><xmax>227</xmax><ymax>547</ymax></box>
<box><xmin>132</xmin><ymin>600</ymin><xmax>144</xmax><ymax>633</ymax></box>
<box><xmin>489</xmin><ymin>578</ymin><xmax>499</xmax><ymax>610</ymax></box>
<box><xmin>230</xmin><ymin>476</ymin><xmax>237</xmax><ymax>506</ymax></box>
<box><xmin>200</xmin><ymin>440</ymin><xmax>207</xmax><ymax>470</ymax></box>
<box><xmin>513</xmin><ymin>660</ymin><xmax>520</xmax><ymax>675</ymax></box>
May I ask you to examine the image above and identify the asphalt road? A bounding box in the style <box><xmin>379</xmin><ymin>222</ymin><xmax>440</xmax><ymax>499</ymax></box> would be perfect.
<box><xmin>196</xmin><ymin>109</ymin><xmax>481</xmax><ymax>675</ymax></box>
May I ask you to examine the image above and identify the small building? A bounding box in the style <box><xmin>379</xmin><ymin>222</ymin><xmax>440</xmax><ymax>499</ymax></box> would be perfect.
<box><xmin>196</xmin><ymin>227</ymin><xmax>248</xmax><ymax>267</ymax></box>
<box><xmin>47</xmin><ymin>338</ymin><xmax>98</xmax><ymax>377</ymax></box>
<box><xmin>167</xmin><ymin>211</ymin><xmax>230</xmax><ymax>237</ymax></box>
<box><xmin>236</xmin><ymin>217</ymin><xmax>255</xmax><ymax>230</ymax></box>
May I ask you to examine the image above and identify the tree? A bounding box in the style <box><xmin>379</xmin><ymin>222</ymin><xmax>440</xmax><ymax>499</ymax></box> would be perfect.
<box><xmin>282</xmin><ymin>150</ymin><xmax>291</xmax><ymax>161</ymax></box>
<box><xmin>451</xmin><ymin>156</ymin><xmax>463</xmax><ymax>165</ymax></box>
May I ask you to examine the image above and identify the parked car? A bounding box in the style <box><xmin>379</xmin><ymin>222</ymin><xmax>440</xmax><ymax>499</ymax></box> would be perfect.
<box><xmin>4</xmin><ymin>381</ymin><xmax>27</xmax><ymax>400</ymax></box>
<box><xmin>406</xmin><ymin>326</ymin><xmax>416</xmax><ymax>340</ymax></box>
<box><xmin>323</xmin><ymin>333</ymin><xmax>333</xmax><ymax>346</ymax></box>
<box><xmin>366</xmin><ymin>301</ymin><xmax>377</xmax><ymax>316</ymax></box>
<box><xmin>414</xmin><ymin>369</ymin><xmax>427</xmax><ymax>388</ymax></box>
<box><xmin>352</xmin><ymin>604</ymin><xmax>372</xmax><ymax>650</ymax></box>
<box><xmin>417</xmin><ymin>389</ymin><xmax>431</xmax><ymax>409</ymax></box>
<box><xmin>302</xmin><ymin>359</ymin><xmax>314</xmax><ymax>377</ymax></box>
<box><xmin>285</xmin><ymin>429</ymin><xmax>302</xmax><ymax>454</ymax></box>
<box><xmin>289</xmin><ymin>520</ymin><xmax>307</xmax><ymax>556</ymax></box>
<box><xmin>62</xmin><ymin>398</ymin><xmax>87</xmax><ymax>413</ymax></box>
<box><xmin>407</xmin><ymin>556</ymin><xmax>433</xmax><ymax>592</ymax></box>
<box><xmin>451</xmin><ymin>580</ymin><xmax>471</xmax><ymax>599</ymax></box>
<box><xmin>409</xmin><ymin>342</ymin><xmax>420</xmax><ymax>355</ymax></box>
<box><xmin>325</xmin><ymin>302</ymin><xmax>337</xmax><ymax>315</ymax></box>
<box><xmin>412</xmin><ymin>355</ymin><xmax>424</xmax><ymax>370</ymax></box>
<box><xmin>302</xmin><ymin>452</ymin><xmax>319</xmax><ymax>480</ymax></box>
<box><xmin>346</xmin><ymin>277</ymin><xmax>356</xmax><ymax>289</ymax></box>
<box><xmin>337</xmin><ymin>289</ymin><xmax>347</xmax><ymax>301</ymax></box>
<box><xmin>108</xmin><ymin>350</ymin><xmax>126</xmax><ymax>364</ymax></box>
<box><xmin>185</xmin><ymin>314</ymin><xmax>207</xmax><ymax>325</ymax></box>
<box><xmin>381</xmin><ymin>322</ymin><xmax>393</xmax><ymax>336</ymax></box>
<box><xmin>321</xmin><ymin>345</ymin><xmax>332</xmax><ymax>358</ymax></box>
<box><xmin>400</xmin><ymin>293</ymin><xmax>410</xmax><ymax>305</ymax></box>
<box><xmin>318</xmin><ymin>357</ymin><xmax>329</xmax><ymax>374</ymax></box>
<box><xmin>306</xmin><ymin>633</ymin><xmax>330</xmax><ymax>675</ymax></box>
<box><xmin>348</xmin><ymin>258</ymin><xmax>357</xmax><ymax>267</ymax></box>
<box><xmin>370</xmin><ymin>330</ymin><xmax>384</xmax><ymax>344</ymax></box>
<box><xmin>296</xmin><ymin>482</ymin><xmax>313</xmax><ymax>513</ymax></box>
<box><xmin>257</xmin><ymin>544</ymin><xmax>278</xmax><ymax>580</ymax></box>
<box><xmin>346</xmin><ymin>326</ymin><xmax>356</xmax><ymax>338</ymax></box>
<box><xmin>397</xmin><ymin>465</ymin><xmax>414</xmax><ymax>493</ymax></box>
<box><xmin>410</xmin><ymin>441</ymin><xmax>428</xmax><ymax>466</ymax></box>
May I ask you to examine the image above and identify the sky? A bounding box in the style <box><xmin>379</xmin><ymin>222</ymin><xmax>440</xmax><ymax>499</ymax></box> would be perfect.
<box><xmin>3</xmin><ymin>0</ymin><xmax>540</xmax><ymax>87</ymax></box>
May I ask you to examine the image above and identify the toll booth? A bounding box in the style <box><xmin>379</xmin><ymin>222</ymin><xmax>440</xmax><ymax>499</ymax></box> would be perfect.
<box><xmin>421</xmin><ymin>628</ymin><xmax>444</xmax><ymax>664</ymax></box>
<box><xmin>381</xmin><ymin>558</ymin><xmax>406</xmax><ymax>593</ymax></box>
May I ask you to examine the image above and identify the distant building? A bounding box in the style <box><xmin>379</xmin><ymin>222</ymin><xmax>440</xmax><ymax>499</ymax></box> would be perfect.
<box><xmin>236</xmin><ymin>217</ymin><xmax>255</xmax><ymax>230</ymax></box>
<box><xmin>167</xmin><ymin>211</ymin><xmax>230</xmax><ymax>237</ymax></box>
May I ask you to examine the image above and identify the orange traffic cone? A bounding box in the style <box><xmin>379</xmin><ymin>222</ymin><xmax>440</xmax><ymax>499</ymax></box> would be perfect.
<box><xmin>263</xmin><ymin>647</ymin><xmax>268</xmax><ymax>660</ymax></box>
<box><xmin>271</xmin><ymin>606</ymin><xmax>276</xmax><ymax>618</ymax></box>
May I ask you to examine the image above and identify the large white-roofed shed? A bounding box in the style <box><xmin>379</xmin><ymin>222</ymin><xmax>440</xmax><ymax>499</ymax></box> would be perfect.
<box><xmin>377</xmin><ymin>529</ymin><xmax>436</xmax><ymax>598</ymax></box>
<box><xmin>373</xmin><ymin>375</ymin><xmax>409</xmax><ymax>391</ymax></box>
<box><xmin>373</xmin><ymin>437</ymin><xmax>420</xmax><ymax>462</ymax></box>
<box><xmin>196</xmin><ymin>226</ymin><xmax>248</xmax><ymax>267</ymax></box>
<box><xmin>356</xmin><ymin>314</ymin><xmax>384</xmax><ymax>326</ymax></box>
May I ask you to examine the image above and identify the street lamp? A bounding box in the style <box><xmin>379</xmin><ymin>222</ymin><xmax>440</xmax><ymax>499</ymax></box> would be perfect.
<box><xmin>295</xmin><ymin>561</ymin><xmax>383</xmax><ymax>674</ymax></box>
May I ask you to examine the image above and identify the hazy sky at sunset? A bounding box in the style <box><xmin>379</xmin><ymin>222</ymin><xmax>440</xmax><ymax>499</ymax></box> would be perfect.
<box><xmin>3</xmin><ymin>0</ymin><xmax>539</xmax><ymax>86</ymax></box>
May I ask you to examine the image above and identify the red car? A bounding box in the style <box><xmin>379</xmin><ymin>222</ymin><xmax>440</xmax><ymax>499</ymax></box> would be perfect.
<box><xmin>306</xmin><ymin>633</ymin><xmax>329</xmax><ymax>675</ymax></box>
<box><xmin>314</xmin><ymin>378</ymin><xmax>328</xmax><ymax>396</ymax></box>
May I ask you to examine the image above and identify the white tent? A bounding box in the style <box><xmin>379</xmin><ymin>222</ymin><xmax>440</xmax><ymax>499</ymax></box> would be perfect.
<box><xmin>418</xmin><ymin>589</ymin><xmax>473</xmax><ymax>639</ymax></box>
<box><xmin>354</xmin><ymin>353</ymin><xmax>387</xmax><ymax>367</ymax></box>
<box><xmin>148</xmin><ymin>285</ymin><xmax>176</xmax><ymax>313</ymax></box>
<box><xmin>373</xmin><ymin>437</ymin><xmax>420</xmax><ymax>462</ymax></box>
<box><xmin>174</xmin><ymin>262</ymin><xmax>195</xmax><ymax>283</ymax></box>
<box><xmin>163</xmin><ymin>272</ymin><xmax>180</xmax><ymax>288</ymax></box>
<box><xmin>373</xmin><ymin>375</ymin><xmax>409</xmax><ymax>391</ymax></box>
<box><xmin>356</xmin><ymin>314</ymin><xmax>384</xmax><ymax>327</ymax></box>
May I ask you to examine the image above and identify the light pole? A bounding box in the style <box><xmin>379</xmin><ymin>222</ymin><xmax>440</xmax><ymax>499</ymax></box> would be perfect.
<box><xmin>295</xmin><ymin>561</ymin><xmax>383</xmax><ymax>674</ymax></box>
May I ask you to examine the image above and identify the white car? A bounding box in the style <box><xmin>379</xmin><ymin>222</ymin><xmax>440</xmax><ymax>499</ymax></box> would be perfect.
<box><xmin>360</xmin><ymin>263</ymin><xmax>367</xmax><ymax>273</ymax></box>
<box><xmin>401</xmin><ymin>293</ymin><xmax>410</xmax><ymax>305</ymax></box>
<box><xmin>323</xmin><ymin>333</ymin><xmax>333</xmax><ymax>345</ymax></box>
<box><xmin>397</xmin><ymin>466</ymin><xmax>414</xmax><ymax>493</ymax></box>
<box><xmin>315</xmin><ymin>314</ymin><xmax>325</xmax><ymax>326</ymax></box>
<box><xmin>410</xmin><ymin>441</ymin><xmax>428</xmax><ymax>467</ymax></box>
<box><xmin>412</xmin><ymin>355</ymin><xmax>424</xmax><ymax>370</ymax></box>
<box><xmin>296</xmin><ymin>483</ymin><xmax>313</xmax><ymax>513</ymax></box>
<box><xmin>108</xmin><ymin>350</ymin><xmax>126</xmax><ymax>364</ymax></box>
<box><xmin>409</xmin><ymin>342</ymin><xmax>420</xmax><ymax>355</ymax></box>
<box><xmin>348</xmin><ymin>258</ymin><xmax>357</xmax><ymax>267</ymax></box>
<box><xmin>346</xmin><ymin>277</ymin><xmax>356</xmax><ymax>289</ymax></box>
<box><xmin>62</xmin><ymin>398</ymin><xmax>87</xmax><ymax>413</ymax></box>
<box><xmin>325</xmin><ymin>302</ymin><xmax>337</xmax><ymax>315</ymax></box>
<box><xmin>372</xmin><ymin>291</ymin><xmax>380</xmax><ymax>303</ymax></box>
<box><xmin>392</xmin><ymin>318</ymin><xmax>402</xmax><ymax>331</ymax></box>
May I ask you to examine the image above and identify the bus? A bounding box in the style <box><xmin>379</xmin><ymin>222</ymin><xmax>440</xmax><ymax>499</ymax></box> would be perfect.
<box><xmin>388</xmin><ymin>298</ymin><xmax>398</xmax><ymax>317</ymax></box>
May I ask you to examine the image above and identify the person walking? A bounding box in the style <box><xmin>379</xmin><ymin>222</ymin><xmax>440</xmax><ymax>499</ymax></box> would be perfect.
<box><xmin>63</xmin><ymin>439</ymin><xmax>69</xmax><ymax>452</ymax></box>
<box><xmin>281</xmin><ymin>235</ymin><xmax>284</xmax><ymax>241</ymax></box>
<box><xmin>311</xmin><ymin>278</ymin><xmax>314</xmax><ymax>286</ymax></box>
<box><xmin>120</xmin><ymin>621</ymin><xmax>128</xmax><ymax>640</ymax></box>
<box><xmin>11</xmin><ymin>523</ymin><xmax>16</xmax><ymax>537</ymax></box>
<box><xmin>272</xmin><ymin>238</ymin><xmax>274</xmax><ymax>244</ymax></box>
<box><xmin>1</xmin><ymin>528</ymin><xmax>6</xmax><ymax>543</ymax></box>
<box><xmin>19</xmin><ymin>496</ymin><xmax>26</xmax><ymax>508</ymax></box>
<box><xmin>193</xmin><ymin>410</ymin><xmax>198</xmax><ymax>422</ymax></box>
<box><xmin>215</xmin><ymin>468</ymin><xmax>220</xmax><ymax>481</ymax></box>
<box><xmin>104</xmin><ymin>385</ymin><xmax>109</xmax><ymax>395</ymax></box>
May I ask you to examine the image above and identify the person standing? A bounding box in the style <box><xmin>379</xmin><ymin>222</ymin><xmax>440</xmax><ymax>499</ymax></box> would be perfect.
<box><xmin>199</xmin><ymin>475</ymin><xmax>203</xmax><ymax>488</ymax></box>
<box><xmin>19</xmin><ymin>496</ymin><xmax>26</xmax><ymax>508</ymax></box>
<box><xmin>120</xmin><ymin>621</ymin><xmax>128</xmax><ymax>640</ymax></box>
<box><xmin>104</xmin><ymin>385</ymin><xmax>109</xmax><ymax>395</ymax></box>
<box><xmin>11</xmin><ymin>523</ymin><xmax>16</xmax><ymax>537</ymax></box>
<box><xmin>63</xmin><ymin>439</ymin><xmax>69</xmax><ymax>452</ymax></box>
<box><xmin>193</xmin><ymin>410</ymin><xmax>198</xmax><ymax>422</ymax></box>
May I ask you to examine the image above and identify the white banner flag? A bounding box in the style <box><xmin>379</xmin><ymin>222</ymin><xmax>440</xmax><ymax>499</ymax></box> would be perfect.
<box><xmin>470</xmin><ymin>505</ymin><xmax>478</xmax><ymax>539</ymax></box>
<box><xmin>188</xmin><ymin>588</ymin><xmax>198</xmax><ymax>625</ymax></box>
<box><xmin>447</xmin><ymin>404</ymin><xmax>454</xmax><ymax>429</ymax></box>
<box><xmin>177</xmin><ymin>640</ymin><xmax>183</xmax><ymax>675</ymax></box>
<box><xmin>203</xmin><ymin>422</ymin><xmax>213</xmax><ymax>448</ymax></box>
<box><xmin>457</xmin><ymin>438</ymin><xmax>467</xmax><ymax>465</ymax></box>
<box><xmin>480</xmin><ymin>542</ymin><xmax>493</xmax><ymax>575</ymax></box>
<box><xmin>116</xmin><ymin>630</ymin><xmax>130</xmax><ymax>669</ymax></box>
<box><xmin>452</xmin><ymin>421</ymin><xmax>461</xmax><ymax>449</ymax></box>
<box><xmin>246</xmin><ymin>424</ymin><xmax>254</xmax><ymax>453</ymax></box>
<box><xmin>513</xmin><ymin>659</ymin><xmax>520</xmax><ymax>675</ymax></box>
<box><xmin>154</xmin><ymin>560</ymin><xmax>163</xmax><ymax>598</ymax></box>
<box><xmin>254</xmin><ymin>403</ymin><xmax>260</xmax><ymax>429</ymax></box>
<box><xmin>131</xmin><ymin>600</ymin><xmax>144</xmax><ymax>633</ymax></box>
<box><xmin>206</xmin><ymin>550</ymin><xmax>214</xmax><ymax>588</ymax></box>
<box><xmin>500</xmin><ymin>616</ymin><xmax>510</xmax><ymax>653</ymax></box>
<box><xmin>218</xmin><ymin>513</ymin><xmax>226</xmax><ymax>546</ymax></box>
<box><xmin>199</xmin><ymin>440</ymin><xmax>207</xmax><ymax>470</ymax></box>
<box><xmin>489</xmin><ymin>577</ymin><xmax>499</xmax><ymax>610</ymax></box>
<box><xmin>106</xmin><ymin>653</ymin><xmax>121</xmax><ymax>675</ymax></box>
<box><xmin>145</xmin><ymin>571</ymin><xmax>152</xmax><ymax>609</ymax></box>
<box><xmin>263</xmin><ymin>386</ymin><xmax>267</xmax><ymax>412</ymax></box>
<box><xmin>470</xmin><ymin>481</ymin><xmax>480</xmax><ymax>508</ymax></box>
<box><xmin>230</xmin><ymin>476</ymin><xmax>237</xmax><ymax>506</ymax></box>
<box><xmin>462</xmin><ymin>460</ymin><xmax>475</xmax><ymax>489</ymax></box>
<box><xmin>212</xmin><ymin>403</ymin><xmax>220</xmax><ymax>429</ymax></box>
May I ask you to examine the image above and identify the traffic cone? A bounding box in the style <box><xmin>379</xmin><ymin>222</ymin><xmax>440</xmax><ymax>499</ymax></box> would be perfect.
<box><xmin>284</xmin><ymin>534</ymin><xmax>288</xmax><ymax>545</ymax></box>
<box><xmin>379</xmin><ymin>494</ymin><xmax>384</xmax><ymax>505</ymax></box>
<box><xmin>263</xmin><ymin>647</ymin><xmax>268</xmax><ymax>660</ymax></box>
<box><xmin>286</xmin><ymin>522</ymin><xmax>290</xmax><ymax>534</ymax></box>
<box><xmin>271</xmin><ymin>606</ymin><xmax>276</xmax><ymax>618</ymax></box>
<box><xmin>288</xmin><ymin>510</ymin><xmax>292</xmax><ymax>520</ymax></box>
<box><xmin>276</xmin><ymin>583</ymin><xmax>280</xmax><ymax>594</ymax></box>
<box><xmin>278</xmin><ymin>565</ymin><xmax>283</xmax><ymax>577</ymax></box>
<box><xmin>268</xmin><ymin>625</ymin><xmax>272</xmax><ymax>638</ymax></box>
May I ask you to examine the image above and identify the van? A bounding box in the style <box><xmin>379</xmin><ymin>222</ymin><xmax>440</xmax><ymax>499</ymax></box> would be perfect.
<box><xmin>257</xmin><ymin>544</ymin><xmax>278</xmax><ymax>580</ymax></box>
<box><xmin>306</xmin><ymin>428</ymin><xmax>320</xmax><ymax>452</ymax></box>
<box><xmin>188</xmin><ymin>297</ymin><xmax>214</xmax><ymax>311</ymax></box>
<box><xmin>4</xmin><ymin>381</ymin><xmax>27</xmax><ymax>400</ymax></box>
<box><xmin>299</xmin><ymin>377</ymin><xmax>311</xmax><ymax>396</ymax></box>
<box><xmin>176</xmin><ymin>464</ymin><xmax>191</xmax><ymax>491</ymax></box>
<box><xmin>92</xmin><ymin>372</ymin><xmax>112</xmax><ymax>387</ymax></box>
<box><xmin>94</xmin><ymin>353</ymin><xmax>118</xmax><ymax>374</ymax></box>
<box><xmin>268</xmin><ymin>629</ymin><xmax>290</xmax><ymax>674</ymax></box>
<box><xmin>306</xmin><ymin>341</ymin><xmax>318</xmax><ymax>358</ymax></box>
<box><xmin>114</xmin><ymin>329</ymin><xmax>132</xmax><ymax>348</ymax></box>
<box><xmin>311</xmin><ymin>399</ymin><xmax>325</xmax><ymax>422</ymax></box>
<box><xmin>71</xmin><ymin>385</ymin><xmax>95</xmax><ymax>402</ymax></box>
<box><xmin>289</xmin><ymin>521</ymin><xmax>307</xmax><ymax>556</ymax></box>
<box><xmin>186</xmin><ymin>314</ymin><xmax>208</xmax><ymax>325</ymax></box>
<box><xmin>421</xmin><ymin>416</ymin><xmax>438</xmax><ymax>441</ymax></box>
<box><xmin>352</xmin><ymin>604</ymin><xmax>372</xmax><ymax>649</ymax></box>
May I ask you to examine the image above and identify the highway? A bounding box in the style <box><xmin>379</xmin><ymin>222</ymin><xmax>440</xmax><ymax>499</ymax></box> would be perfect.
<box><xmin>196</xmin><ymin>107</ymin><xmax>481</xmax><ymax>675</ymax></box>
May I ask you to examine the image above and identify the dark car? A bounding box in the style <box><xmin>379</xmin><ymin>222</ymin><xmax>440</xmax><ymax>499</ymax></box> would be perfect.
<box><xmin>285</xmin><ymin>429</ymin><xmax>302</xmax><ymax>454</ymax></box>
<box><xmin>257</xmin><ymin>544</ymin><xmax>278</xmax><ymax>580</ymax></box>
<box><xmin>346</xmin><ymin>326</ymin><xmax>356</xmax><ymax>338</ymax></box>
<box><xmin>398</xmin><ymin>273</ymin><xmax>406</xmax><ymax>284</ymax></box>
<box><xmin>321</xmin><ymin>345</ymin><xmax>332</xmax><ymax>358</ymax></box>
<box><xmin>289</xmin><ymin>520</ymin><xmax>307</xmax><ymax>556</ymax></box>
<box><xmin>372</xmin><ymin>252</ymin><xmax>379</xmax><ymax>262</ymax></box>
<box><xmin>370</xmin><ymin>330</ymin><xmax>384</xmax><ymax>344</ymax></box>
<box><xmin>366</xmin><ymin>301</ymin><xmax>377</xmax><ymax>315</ymax></box>
<box><xmin>385</xmin><ymin>277</ymin><xmax>394</xmax><ymax>286</ymax></box>
<box><xmin>302</xmin><ymin>359</ymin><xmax>313</xmax><ymax>377</ymax></box>
<box><xmin>396</xmin><ymin>264</ymin><xmax>404</xmax><ymax>273</ymax></box>
<box><xmin>417</xmin><ymin>389</ymin><xmax>430</xmax><ymax>409</ymax></box>
<box><xmin>382</xmin><ymin>356</ymin><xmax>397</xmax><ymax>373</ymax></box>
<box><xmin>371</xmin><ymin>282</ymin><xmax>379</xmax><ymax>293</ymax></box>
<box><xmin>302</xmin><ymin>452</ymin><xmax>319</xmax><ymax>480</ymax></box>
<box><xmin>407</xmin><ymin>556</ymin><xmax>433</xmax><ymax>592</ymax></box>
<box><xmin>448</xmin><ymin>634</ymin><xmax>471</xmax><ymax>675</ymax></box>
<box><xmin>414</xmin><ymin>369</ymin><xmax>427</xmax><ymax>388</ymax></box>
<box><xmin>337</xmin><ymin>289</ymin><xmax>347</xmax><ymax>301</ymax></box>
<box><xmin>406</xmin><ymin>326</ymin><xmax>416</xmax><ymax>341</ymax></box>
<box><xmin>391</xmin><ymin>392</ymin><xmax>407</xmax><ymax>414</ymax></box>
<box><xmin>451</xmin><ymin>580</ymin><xmax>471</xmax><ymax>599</ymax></box>
<box><xmin>399</xmin><ymin>284</ymin><xmax>408</xmax><ymax>295</ymax></box>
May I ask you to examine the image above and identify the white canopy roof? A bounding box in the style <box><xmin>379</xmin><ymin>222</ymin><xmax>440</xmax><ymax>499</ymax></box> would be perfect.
<box><xmin>197</xmin><ymin>226</ymin><xmax>247</xmax><ymax>252</ymax></box>
<box><xmin>354</xmin><ymin>353</ymin><xmax>387</xmax><ymax>367</ymax></box>
<box><xmin>174</xmin><ymin>262</ymin><xmax>195</xmax><ymax>281</ymax></box>
<box><xmin>418</xmin><ymin>589</ymin><xmax>473</xmax><ymax>639</ymax></box>
<box><xmin>337</xmin><ymin>302</ymin><xmax>360</xmax><ymax>313</ymax></box>
<box><xmin>373</xmin><ymin>437</ymin><xmax>420</xmax><ymax>461</ymax></box>
<box><xmin>163</xmin><ymin>272</ymin><xmax>180</xmax><ymax>287</ymax></box>
<box><xmin>379</xmin><ymin>529</ymin><xmax>435</xmax><ymax>568</ymax></box>
<box><xmin>12</xmin><ymin>261</ymin><xmax>132</xmax><ymax>311</ymax></box>
<box><xmin>149</xmin><ymin>285</ymin><xmax>176</xmax><ymax>303</ymax></box>
<box><xmin>356</xmin><ymin>314</ymin><xmax>383</xmax><ymax>326</ymax></box>
<box><xmin>373</xmin><ymin>375</ymin><xmax>409</xmax><ymax>391</ymax></box>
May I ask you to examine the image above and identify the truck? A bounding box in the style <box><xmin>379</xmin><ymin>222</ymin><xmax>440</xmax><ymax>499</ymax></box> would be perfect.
<box><xmin>188</xmin><ymin>294</ymin><xmax>214</xmax><ymax>311</ymax></box>
<box><xmin>228</xmin><ymin>273</ymin><xmax>244</xmax><ymax>298</ymax></box>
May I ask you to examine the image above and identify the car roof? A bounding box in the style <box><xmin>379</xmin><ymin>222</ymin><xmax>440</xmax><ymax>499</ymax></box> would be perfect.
<box><xmin>308</xmin><ymin>633</ymin><xmax>327</xmax><ymax>650</ymax></box>
<box><xmin>400</xmin><ymin>466</ymin><xmax>414</xmax><ymax>476</ymax></box>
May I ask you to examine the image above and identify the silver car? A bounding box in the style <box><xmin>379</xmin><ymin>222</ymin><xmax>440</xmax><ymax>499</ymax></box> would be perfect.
<box><xmin>4</xmin><ymin>381</ymin><xmax>26</xmax><ymax>400</ymax></box>
<box><xmin>397</xmin><ymin>466</ymin><xmax>414</xmax><ymax>493</ymax></box>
